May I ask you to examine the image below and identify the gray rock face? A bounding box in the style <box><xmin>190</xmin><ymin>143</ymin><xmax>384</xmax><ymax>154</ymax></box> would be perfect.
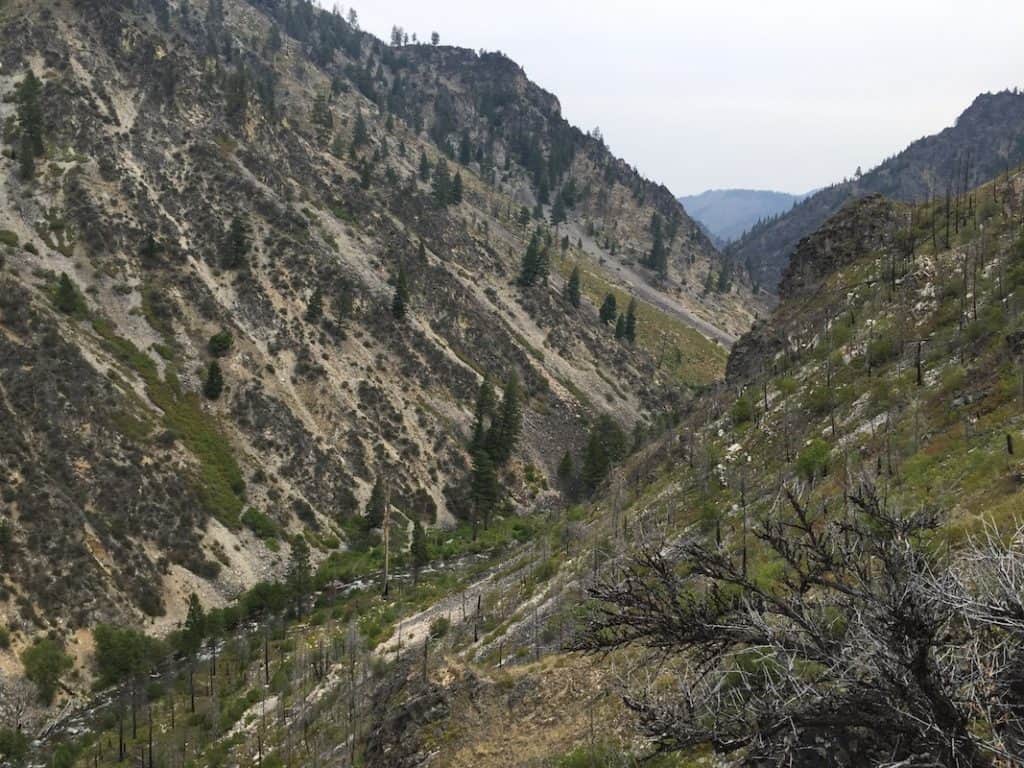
<box><xmin>778</xmin><ymin>195</ymin><xmax>900</xmax><ymax>299</ymax></box>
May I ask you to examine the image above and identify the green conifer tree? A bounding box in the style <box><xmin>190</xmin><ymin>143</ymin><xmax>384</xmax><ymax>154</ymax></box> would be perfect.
<box><xmin>550</xmin><ymin>194</ymin><xmax>566</xmax><ymax>226</ymax></box>
<box><xmin>17</xmin><ymin>71</ymin><xmax>44</xmax><ymax>159</ymax></box>
<box><xmin>535</xmin><ymin>239</ymin><xmax>550</xmax><ymax>284</ymax></box>
<box><xmin>392</xmin><ymin>267</ymin><xmax>410</xmax><ymax>320</ymax></box>
<box><xmin>451</xmin><ymin>171</ymin><xmax>463</xmax><ymax>205</ymax></box>
<box><xmin>488</xmin><ymin>375</ymin><xmax>522</xmax><ymax>465</ymax></box>
<box><xmin>519</xmin><ymin>230</ymin><xmax>543</xmax><ymax>287</ymax></box>
<box><xmin>599</xmin><ymin>294</ymin><xmax>617</xmax><ymax>325</ymax></box>
<box><xmin>411</xmin><ymin>519</ymin><xmax>429</xmax><ymax>583</ymax></box>
<box><xmin>18</xmin><ymin>134</ymin><xmax>35</xmax><ymax>181</ymax></box>
<box><xmin>203</xmin><ymin>361</ymin><xmax>224</xmax><ymax>400</ymax></box>
<box><xmin>581</xmin><ymin>415</ymin><xmax>627</xmax><ymax>492</ymax></box>
<box><xmin>469</xmin><ymin>445</ymin><xmax>498</xmax><ymax>539</ymax></box>
<box><xmin>471</xmin><ymin>377</ymin><xmax>497</xmax><ymax>449</ymax></box>
<box><xmin>181</xmin><ymin>593</ymin><xmax>206</xmax><ymax>656</ymax></box>
<box><xmin>647</xmin><ymin>213</ymin><xmax>667</xmax><ymax>277</ymax></box>
<box><xmin>615</xmin><ymin>313</ymin><xmax>626</xmax><ymax>340</ymax></box>
<box><xmin>365</xmin><ymin>476</ymin><xmax>387</xmax><ymax>529</ymax></box>
<box><xmin>352</xmin><ymin>110</ymin><xmax>369</xmax><ymax>148</ymax></box>
<box><xmin>312</xmin><ymin>91</ymin><xmax>333</xmax><ymax>140</ymax></box>
<box><xmin>566</xmin><ymin>265</ymin><xmax>582</xmax><ymax>308</ymax></box>
<box><xmin>432</xmin><ymin>158</ymin><xmax>451</xmax><ymax>206</ymax></box>
<box><xmin>286</xmin><ymin>536</ymin><xmax>311</xmax><ymax>616</ymax></box>
<box><xmin>55</xmin><ymin>273</ymin><xmax>79</xmax><ymax>315</ymax></box>
<box><xmin>557</xmin><ymin>450</ymin><xmax>574</xmax><ymax>486</ymax></box>
<box><xmin>305</xmin><ymin>286</ymin><xmax>323</xmax><ymax>323</ymax></box>
<box><xmin>222</xmin><ymin>216</ymin><xmax>250</xmax><ymax>270</ymax></box>
<box><xmin>624</xmin><ymin>297</ymin><xmax>637</xmax><ymax>343</ymax></box>
<box><xmin>702</xmin><ymin>269</ymin><xmax>716</xmax><ymax>296</ymax></box>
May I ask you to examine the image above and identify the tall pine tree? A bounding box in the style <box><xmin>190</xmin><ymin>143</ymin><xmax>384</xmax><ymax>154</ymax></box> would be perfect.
<box><xmin>519</xmin><ymin>229</ymin><xmax>543</xmax><ymax>287</ymax></box>
<box><xmin>365</xmin><ymin>476</ymin><xmax>387</xmax><ymax>529</ymax></box>
<box><xmin>392</xmin><ymin>267</ymin><xmax>410</xmax><ymax>320</ymax></box>
<box><xmin>410</xmin><ymin>520</ymin><xmax>429</xmax><ymax>584</ymax></box>
<box><xmin>599</xmin><ymin>294</ymin><xmax>617</xmax><ymax>325</ymax></box>
<box><xmin>181</xmin><ymin>593</ymin><xmax>206</xmax><ymax>656</ymax></box>
<box><xmin>305</xmin><ymin>286</ymin><xmax>323</xmax><ymax>323</ymax></box>
<box><xmin>17</xmin><ymin>71</ymin><xmax>43</xmax><ymax>158</ymax></box>
<box><xmin>488</xmin><ymin>374</ymin><xmax>522</xmax><ymax>465</ymax></box>
<box><xmin>203</xmin><ymin>361</ymin><xmax>224</xmax><ymax>400</ymax></box>
<box><xmin>471</xmin><ymin>377</ymin><xmax>496</xmax><ymax>450</ymax></box>
<box><xmin>647</xmin><ymin>213</ymin><xmax>667</xmax><ymax>277</ymax></box>
<box><xmin>624</xmin><ymin>297</ymin><xmax>637</xmax><ymax>343</ymax></box>
<box><xmin>432</xmin><ymin>158</ymin><xmax>452</xmax><ymax>205</ymax></box>
<box><xmin>222</xmin><ymin>216</ymin><xmax>250</xmax><ymax>270</ymax></box>
<box><xmin>286</xmin><ymin>536</ymin><xmax>311</xmax><ymax>617</ymax></box>
<box><xmin>469</xmin><ymin>445</ymin><xmax>498</xmax><ymax>539</ymax></box>
<box><xmin>565</xmin><ymin>265</ymin><xmax>582</xmax><ymax>308</ymax></box>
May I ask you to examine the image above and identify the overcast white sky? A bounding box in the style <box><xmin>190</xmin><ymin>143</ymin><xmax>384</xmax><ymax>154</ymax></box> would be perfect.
<box><xmin>336</xmin><ymin>0</ymin><xmax>1024</xmax><ymax>197</ymax></box>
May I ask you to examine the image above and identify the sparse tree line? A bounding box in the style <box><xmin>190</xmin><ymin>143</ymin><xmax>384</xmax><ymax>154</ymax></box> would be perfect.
<box><xmin>519</xmin><ymin>229</ymin><xmax>640</xmax><ymax>345</ymax></box>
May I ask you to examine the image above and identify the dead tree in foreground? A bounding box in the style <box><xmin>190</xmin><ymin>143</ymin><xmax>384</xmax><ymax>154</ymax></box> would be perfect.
<box><xmin>577</xmin><ymin>481</ymin><xmax>1024</xmax><ymax>767</ymax></box>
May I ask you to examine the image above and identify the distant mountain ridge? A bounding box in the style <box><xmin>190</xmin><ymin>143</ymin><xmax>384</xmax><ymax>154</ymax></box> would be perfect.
<box><xmin>727</xmin><ymin>89</ymin><xmax>1024</xmax><ymax>291</ymax></box>
<box><xmin>678</xmin><ymin>188</ymin><xmax>807</xmax><ymax>246</ymax></box>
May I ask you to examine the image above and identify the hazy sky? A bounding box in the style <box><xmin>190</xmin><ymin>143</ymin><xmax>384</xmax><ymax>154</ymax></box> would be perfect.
<box><xmin>338</xmin><ymin>0</ymin><xmax>1024</xmax><ymax>197</ymax></box>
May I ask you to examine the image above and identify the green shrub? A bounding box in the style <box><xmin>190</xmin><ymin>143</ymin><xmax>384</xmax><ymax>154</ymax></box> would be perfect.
<box><xmin>0</xmin><ymin>625</ymin><xmax>9</xmax><ymax>649</ymax></box>
<box><xmin>867</xmin><ymin>328</ymin><xmax>899</xmax><ymax>368</ymax></box>
<box><xmin>730</xmin><ymin>395</ymin><xmax>754</xmax><ymax>425</ymax></box>
<box><xmin>805</xmin><ymin>386</ymin><xmax>836</xmax><ymax>417</ymax></box>
<box><xmin>829</xmin><ymin>319</ymin><xmax>853</xmax><ymax>349</ymax></box>
<box><xmin>554</xmin><ymin>743</ymin><xmax>637</xmax><ymax>767</ymax></box>
<box><xmin>208</xmin><ymin>330</ymin><xmax>234</xmax><ymax>358</ymax></box>
<box><xmin>0</xmin><ymin>230</ymin><xmax>18</xmax><ymax>248</ymax></box>
<box><xmin>53</xmin><ymin>272</ymin><xmax>85</xmax><ymax>316</ymax></box>
<box><xmin>241</xmin><ymin>508</ymin><xmax>280</xmax><ymax>541</ymax></box>
<box><xmin>93</xmin><ymin>623</ymin><xmax>165</xmax><ymax>686</ymax></box>
<box><xmin>21</xmin><ymin>637</ymin><xmax>73</xmax><ymax>704</ymax></box>
<box><xmin>776</xmin><ymin>376</ymin><xmax>798</xmax><ymax>398</ymax></box>
<box><xmin>51</xmin><ymin>742</ymin><xmax>79</xmax><ymax>768</ymax></box>
<box><xmin>0</xmin><ymin>728</ymin><xmax>29</xmax><ymax>763</ymax></box>
<box><xmin>92</xmin><ymin>324</ymin><xmax>246</xmax><ymax>525</ymax></box>
<box><xmin>796</xmin><ymin>439</ymin><xmax>830</xmax><ymax>484</ymax></box>
<box><xmin>429</xmin><ymin>617</ymin><xmax>450</xmax><ymax>639</ymax></box>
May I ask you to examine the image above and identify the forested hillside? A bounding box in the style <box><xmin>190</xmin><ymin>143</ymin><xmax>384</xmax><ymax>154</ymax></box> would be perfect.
<box><xmin>678</xmin><ymin>187</ymin><xmax>806</xmax><ymax>246</ymax></box>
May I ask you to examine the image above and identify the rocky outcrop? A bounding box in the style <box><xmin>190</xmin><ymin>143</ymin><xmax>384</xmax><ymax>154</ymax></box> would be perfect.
<box><xmin>725</xmin><ymin>318</ymin><xmax>785</xmax><ymax>385</ymax></box>
<box><xmin>779</xmin><ymin>194</ymin><xmax>901</xmax><ymax>299</ymax></box>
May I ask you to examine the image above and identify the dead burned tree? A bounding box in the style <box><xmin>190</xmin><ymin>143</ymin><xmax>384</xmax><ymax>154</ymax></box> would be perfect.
<box><xmin>576</xmin><ymin>482</ymin><xmax>1022</xmax><ymax>767</ymax></box>
<box><xmin>934</xmin><ymin>526</ymin><xmax>1024</xmax><ymax>761</ymax></box>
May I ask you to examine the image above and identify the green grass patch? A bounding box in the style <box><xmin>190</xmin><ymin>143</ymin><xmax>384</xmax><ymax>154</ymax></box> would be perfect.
<box><xmin>92</xmin><ymin>317</ymin><xmax>245</xmax><ymax>526</ymax></box>
<box><xmin>555</xmin><ymin>256</ymin><xmax>726</xmax><ymax>386</ymax></box>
